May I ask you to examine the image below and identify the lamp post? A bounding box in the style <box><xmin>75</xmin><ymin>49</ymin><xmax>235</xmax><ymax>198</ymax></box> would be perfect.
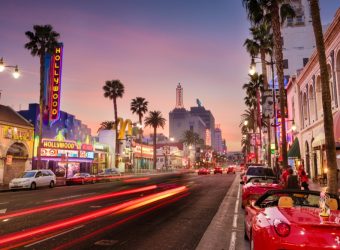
<box><xmin>0</xmin><ymin>58</ymin><xmax>20</xmax><ymax>79</ymax></box>
<box><xmin>249</xmin><ymin>56</ymin><xmax>279</xmax><ymax>168</ymax></box>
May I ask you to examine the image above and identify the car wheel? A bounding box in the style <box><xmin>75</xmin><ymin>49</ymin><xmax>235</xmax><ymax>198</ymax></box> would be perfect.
<box><xmin>30</xmin><ymin>182</ymin><xmax>36</xmax><ymax>190</ymax></box>
<box><xmin>49</xmin><ymin>181</ymin><xmax>55</xmax><ymax>188</ymax></box>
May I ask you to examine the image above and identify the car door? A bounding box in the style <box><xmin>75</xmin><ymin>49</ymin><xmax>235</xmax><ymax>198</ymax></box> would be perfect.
<box><xmin>35</xmin><ymin>171</ymin><xmax>44</xmax><ymax>187</ymax></box>
<box><xmin>42</xmin><ymin>170</ymin><xmax>52</xmax><ymax>186</ymax></box>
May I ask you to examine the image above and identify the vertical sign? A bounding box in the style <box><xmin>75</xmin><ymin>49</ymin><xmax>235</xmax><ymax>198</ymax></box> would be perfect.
<box><xmin>49</xmin><ymin>44</ymin><xmax>63</xmax><ymax>123</ymax></box>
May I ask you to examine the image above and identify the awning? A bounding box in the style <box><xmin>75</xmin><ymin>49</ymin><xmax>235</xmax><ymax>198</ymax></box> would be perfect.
<box><xmin>288</xmin><ymin>138</ymin><xmax>301</xmax><ymax>158</ymax></box>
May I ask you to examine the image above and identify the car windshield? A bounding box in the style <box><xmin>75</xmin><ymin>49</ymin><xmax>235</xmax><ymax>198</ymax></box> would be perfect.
<box><xmin>256</xmin><ymin>192</ymin><xmax>335</xmax><ymax>209</ymax></box>
<box><xmin>19</xmin><ymin>171</ymin><xmax>36</xmax><ymax>178</ymax></box>
<box><xmin>247</xmin><ymin>177</ymin><xmax>278</xmax><ymax>184</ymax></box>
<box><xmin>73</xmin><ymin>173</ymin><xmax>81</xmax><ymax>177</ymax></box>
<box><xmin>246</xmin><ymin>167</ymin><xmax>274</xmax><ymax>177</ymax></box>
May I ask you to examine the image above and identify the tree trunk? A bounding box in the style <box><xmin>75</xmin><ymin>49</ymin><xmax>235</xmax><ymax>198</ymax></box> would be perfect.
<box><xmin>254</xmin><ymin>107</ymin><xmax>258</xmax><ymax>163</ymax></box>
<box><xmin>310</xmin><ymin>0</ymin><xmax>338</xmax><ymax>194</ymax></box>
<box><xmin>139</xmin><ymin>114</ymin><xmax>143</xmax><ymax>143</ymax></box>
<box><xmin>38</xmin><ymin>52</ymin><xmax>45</xmax><ymax>168</ymax></box>
<box><xmin>270</xmin><ymin>2</ymin><xmax>288</xmax><ymax>167</ymax></box>
<box><xmin>153</xmin><ymin>127</ymin><xmax>157</xmax><ymax>170</ymax></box>
<box><xmin>113</xmin><ymin>98</ymin><xmax>118</xmax><ymax>167</ymax></box>
<box><xmin>260</xmin><ymin>49</ymin><xmax>272</xmax><ymax>167</ymax></box>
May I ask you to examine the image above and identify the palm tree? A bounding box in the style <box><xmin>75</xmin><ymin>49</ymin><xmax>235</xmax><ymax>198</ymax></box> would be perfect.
<box><xmin>103</xmin><ymin>80</ymin><xmax>125</xmax><ymax>158</ymax></box>
<box><xmin>144</xmin><ymin>111</ymin><xmax>166</xmax><ymax>170</ymax></box>
<box><xmin>24</xmin><ymin>25</ymin><xmax>60</xmax><ymax>149</ymax></box>
<box><xmin>309</xmin><ymin>0</ymin><xmax>337</xmax><ymax>194</ymax></box>
<box><xmin>130</xmin><ymin>97</ymin><xmax>148</xmax><ymax>141</ymax></box>
<box><xmin>97</xmin><ymin>121</ymin><xmax>116</xmax><ymax>133</ymax></box>
<box><xmin>243</xmin><ymin>0</ymin><xmax>294</xmax><ymax>167</ymax></box>
<box><xmin>244</xmin><ymin>23</ymin><xmax>273</xmax><ymax>166</ymax></box>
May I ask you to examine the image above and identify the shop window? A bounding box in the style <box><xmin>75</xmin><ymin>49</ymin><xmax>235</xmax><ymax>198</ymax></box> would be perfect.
<box><xmin>283</xmin><ymin>59</ymin><xmax>289</xmax><ymax>69</ymax></box>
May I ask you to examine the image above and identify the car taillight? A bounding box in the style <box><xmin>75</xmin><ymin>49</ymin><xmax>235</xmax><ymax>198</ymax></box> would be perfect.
<box><xmin>273</xmin><ymin>219</ymin><xmax>290</xmax><ymax>237</ymax></box>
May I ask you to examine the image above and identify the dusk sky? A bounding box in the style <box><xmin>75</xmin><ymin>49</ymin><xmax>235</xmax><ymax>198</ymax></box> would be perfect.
<box><xmin>1</xmin><ymin>0</ymin><xmax>339</xmax><ymax>151</ymax></box>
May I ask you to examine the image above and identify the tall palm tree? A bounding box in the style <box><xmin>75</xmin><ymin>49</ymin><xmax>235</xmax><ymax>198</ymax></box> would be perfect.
<box><xmin>144</xmin><ymin>111</ymin><xmax>166</xmax><ymax>170</ymax></box>
<box><xmin>24</xmin><ymin>25</ymin><xmax>60</xmax><ymax>149</ymax></box>
<box><xmin>130</xmin><ymin>97</ymin><xmax>148</xmax><ymax>141</ymax></box>
<box><xmin>240</xmin><ymin>108</ymin><xmax>256</xmax><ymax>163</ymax></box>
<box><xmin>97</xmin><ymin>121</ymin><xmax>115</xmax><ymax>133</ymax></box>
<box><xmin>244</xmin><ymin>22</ymin><xmax>273</xmax><ymax>166</ymax></box>
<box><xmin>243</xmin><ymin>0</ymin><xmax>294</xmax><ymax>167</ymax></box>
<box><xmin>103</xmin><ymin>80</ymin><xmax>125</xmax><ymax>158</ymax></box>
<box><xmin>309</xmin><ymin>0</ymin><xmax>337</xmax><ymax>194</ymax></box>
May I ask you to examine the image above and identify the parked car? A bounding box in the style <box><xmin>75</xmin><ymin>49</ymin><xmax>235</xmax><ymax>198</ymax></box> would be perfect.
<box><xmin>241</xmin><ymin>165</ymin><xmax>274</xmax><ymax>184</ymax></box>
<box><xmin>198</xmin><ymin>168</ymin><xmax>210</xmax><ymax>175</ymax></box>
<box><xmin>226</xmin><ymin>166</ymin><xmax>236</xmax><ymax>174</ymax></box>
<box><xmin>214</xmin><ymin>167</ymin><xmax>223</xmax><ymax>174</ymax></box>
<box><xmin>9</xmin><ymin>170</ymin><xmax>56</xmax><ymax>190</ymax></box>
<box><xmin>244</xmin><ymin>189</ymin><xmax>340</xmax><ymax>250</ymax></box>
<box><xmin>241</xmin><ymin>176</ymin><xmax>282</xmax><ymax>208</ymax></box>
<box><xmin>66</xmin><ymin>173</ymin><xmax>96</xmax><ymax>185</ymax></box>
<box><xmin>97</xmin><ymin>168</ymin><xmax>121</xmax><ymax>181</ymax></box>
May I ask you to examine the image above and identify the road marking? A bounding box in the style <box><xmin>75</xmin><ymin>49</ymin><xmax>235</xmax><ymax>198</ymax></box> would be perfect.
<box><xmin>232</xmin><ymin>214</ymin><xmax>238</xmax><ymax>228</ymax></box>
<box><xmin>43</xmin><ymin>193</ymin><xmax>96</xmax><ymax>203</ymax></box>
<box><xmin>0</xmin><ymin>202</ymin><xmax>9</xmax><ymax>205</ymax></box>
<box><xmin>234</xmin><ymin>199</ymin><xmax>239</xmax><ymax>214</ymax></box>
<box><xmin>24</xmin><ymin>225</ymin><xmax>84</xmax><ymax>247</ymax></box>
<box><xmin>229</xmin><ymin>232</ymin><xmax>236</xmax><ymax>250</ymax></box>
<box><xmin>0</xmin><ymin>209</ymin><xmax>7</xmax><ymax>214</ymax></box>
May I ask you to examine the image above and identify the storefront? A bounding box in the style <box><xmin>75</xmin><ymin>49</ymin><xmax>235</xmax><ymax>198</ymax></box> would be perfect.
<box><xmin>0</xmin><ymin>105</ymin><xmax>34</xmax><ymax>185</ymax></box>
<box><xmin>93</xmin><ymin>143</ymin><xmax>110</xmax><ymax>174</ymax></box>
<box><xmin>35</xmin><ymin>138</ymin><xmax>94</xmax><ymax>177</ymax></box>
<box><xmin>132</xmin><ymin>143</ymin><xmax>154</xmax><ymax>171</ymax></box>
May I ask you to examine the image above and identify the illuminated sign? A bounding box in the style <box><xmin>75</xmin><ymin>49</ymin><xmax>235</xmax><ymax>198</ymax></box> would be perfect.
<box><xmin>42</xmin><ymin>139</ymin><xmax>77</xmax><ymax>150</ymax></box>
<box><xmin>81</xmin><ymin>144</ymin><xmax>93</xmax><ymax>151</ymax></box>
<box><xmin>3</xmin><ymin>126</ymin><xmax>32</xmax><ymax>141</ymax></box>
<box><xmin>48</xmin><ymin>44</ymin><xmax>63</xmax><ymax>123</ymax></box>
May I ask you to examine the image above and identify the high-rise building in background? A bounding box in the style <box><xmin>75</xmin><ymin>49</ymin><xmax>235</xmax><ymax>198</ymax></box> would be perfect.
<box><xmin>214</xmin><ymin>125</ymin><xmax>223</xmax><ymax>153</ymax></box>
<box><xmin>169</xmin><ymin>84</ymin><xmax>221</xmax><ymax>150</ymax></box>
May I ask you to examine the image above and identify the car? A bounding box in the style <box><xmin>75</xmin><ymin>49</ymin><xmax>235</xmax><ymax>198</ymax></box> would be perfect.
<box><xmin>244</xmin><ymin>189</ymin><xmax>340</xmax><ymax>250</ymax></box>
<box><xmin>242</xmin><ymin>165</ymin><xmax>274</xmax><ymax>183</ymax></box>
<box><xmin>214</xmin><ymin>167</ymin><xmax>223</xmax><ymax>174</ymax></box>
<box><xmin>241</xmin><ymin>176</ymin><xmax>282</xmax><ymax>208</ymax></box>
<box><xmin>226</xmin><ymin>166</ymin><xmax>236</xmax><ymax>174</ymax></box>
<box><xmin>9</xmin><ymin>170</ymin><xmax>56</xmax><ymax>190</ymax></box>
<box><xmin>198</xmin><ymin>168</ymin><xmax>210</xmax><ymax>175</ymax></box>
<box><xmin>66</xmin><ymin>172</ymin><xmax>96</xmax><ymax>185</ymax></box>
<box><xmin>97</xmin><ymin>168</ymin><xmax>121</xmax><ymax>181</ymax></box>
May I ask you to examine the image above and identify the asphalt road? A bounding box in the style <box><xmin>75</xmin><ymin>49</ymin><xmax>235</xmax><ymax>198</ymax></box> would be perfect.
<box><xmin>0</xmin><ymin>172</ymin><xmax>238</xmax><ymax>250</ymax></box>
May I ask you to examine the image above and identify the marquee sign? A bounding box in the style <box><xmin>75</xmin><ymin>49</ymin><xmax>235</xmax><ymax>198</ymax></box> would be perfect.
<box><xmin>49</xmin><ymin>44</ymin><xmax>63</xmax><ymax>123</ymax></box>
<box><xmin>42</xmin><ymin>139</ymin><xmax>77</xmax><ymax>150</ymax></box>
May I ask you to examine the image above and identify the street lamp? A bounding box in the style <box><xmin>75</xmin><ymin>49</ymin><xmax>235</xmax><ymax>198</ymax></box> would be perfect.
<box><xmin>0</xmin><ymin>58</ymin><xmax>20</xmax><ymax>79</ymax></box>
<box><xmin>244</xmin><ymin>120</ymin><xmax>249</xmax><ymax>126</ymax></box>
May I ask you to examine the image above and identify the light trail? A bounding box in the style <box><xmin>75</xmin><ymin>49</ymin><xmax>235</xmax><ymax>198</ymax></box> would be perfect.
<box><xmin>123</xmin><ymin>177</ymin><xmax>150</xmax><ymax>183</ymax></box>
<box><xmin>0</xmin><ymin>185</ymin><xmax>157</xmax><ymax>220</ymax></box>
<box><xmin>0</xmin><ymin>186</ymin><xmax>187</xmax><ymax>246</ymax></box>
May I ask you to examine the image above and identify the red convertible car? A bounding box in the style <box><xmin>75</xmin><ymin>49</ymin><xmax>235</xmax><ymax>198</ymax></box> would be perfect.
<box><xmin>244</xmin><ymin>189</ymin><xmax>340</xmax><ymax>250</ymax></box>
<box><xmin>66</xmin><ymin>173</ymin><xmax>96</xmax><ymax>185</ymax></box>
<box><xmin>198</xmin><ymin>168</ymin><xmax>210</xmax><ymax>175</ymax></box>
<box><xmin>241</xmin><ymin>176</ymin><xmax>282</xmax><ymax>208</ymax></box>
<box><xmin>226</xmin><ymin>166</ymin><xmax>236</xmax><ymax>174</ymax></box>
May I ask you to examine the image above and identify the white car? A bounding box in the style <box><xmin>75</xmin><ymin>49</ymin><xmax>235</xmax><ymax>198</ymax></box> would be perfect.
<box><xmin>9</xmin><ymin>170</ymin><xmax>56</xmax><ymax>190</ymax></box>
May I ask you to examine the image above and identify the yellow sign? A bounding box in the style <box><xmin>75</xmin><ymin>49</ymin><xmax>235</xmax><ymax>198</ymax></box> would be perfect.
<box><xmin>3</xmin><ymin>126</ymin><xmax>32</xmax><ymax>141</ymax></box>
<box><xmin>42</xmin><ymin>139</ymin><xmax>77</xmax><ymax>150</ymax></box>
<box><xmin>115</xmin><ymin>118</ymin><xmax>132</xmax><ymax>140</ymax></box>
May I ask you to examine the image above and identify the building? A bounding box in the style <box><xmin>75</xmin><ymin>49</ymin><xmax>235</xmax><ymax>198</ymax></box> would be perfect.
<box><xmin>0</xmin><ymin>105</ymin><xmax>34</xmax><ymax>185</ymax></box>
<box><xmin>214</xmin><ymin>125</ymin><xmax>223</xmax><ymax>153</ymax></box>
<box><xmin>19</xmin><ymin>103</ymin><xmax>94</xmax><ymax>177</ymax></box>
<box><xmin>286</xmin><ymin>8</ymin><xmax>340</xmax><ymax>178</ymax></box>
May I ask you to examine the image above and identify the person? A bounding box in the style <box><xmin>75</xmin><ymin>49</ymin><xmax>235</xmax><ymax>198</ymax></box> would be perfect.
<box><xmin>280</xmin><ymin>166</ymin><xmax>290</xmax><ymax>187</ymax></box>
<box><xmin>286</xmin><ymin>168</ymin><xmax>300</xmax><ymax>190</ymax></box>
<box><xmin>298</xmin><ymin>165</ymin><xmax>309</xmax><ymax>190</ymax></box>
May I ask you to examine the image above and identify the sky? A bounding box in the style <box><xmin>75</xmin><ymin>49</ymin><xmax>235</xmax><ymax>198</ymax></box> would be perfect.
<box><xmin>0</xmin><ymin>0</ymin><xmax>339</xmax><ymax>151</ymax></box>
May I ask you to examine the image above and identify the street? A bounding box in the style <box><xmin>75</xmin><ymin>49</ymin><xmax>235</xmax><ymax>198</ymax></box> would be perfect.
<box><xmin>0</xmin><ymin>172</ymin><xmax>249</xmax><ymax>250</ymax></box>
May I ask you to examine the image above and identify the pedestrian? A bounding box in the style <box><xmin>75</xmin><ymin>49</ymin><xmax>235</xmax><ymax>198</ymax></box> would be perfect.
<box><xmin>280</xmin><ymin>165</ymin><xmax>290</xmax><ymax>187</ymax></box>
<box><xmin>286</xmin><ymin>168</ymin><xmax>300</xmax><ymax>190</ymax></box>
<box><xmin>298</xmin><ymin>165</ymin><xmax>309</xmax><ymax>190</ymax></box>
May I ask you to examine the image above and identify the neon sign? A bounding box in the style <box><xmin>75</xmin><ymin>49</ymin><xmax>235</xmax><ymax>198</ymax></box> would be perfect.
<box><xmin>48</xmin><ymin>44</ymin><xmax>63</xmax><ymax>123</ymax></box>
<box><xmin>42</xmin><ymin>139</ymin><xmax>77</xmax><ymax>150</ymax></box>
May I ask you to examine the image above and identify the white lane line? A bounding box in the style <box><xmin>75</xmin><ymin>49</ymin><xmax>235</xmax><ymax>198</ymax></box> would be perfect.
<box><xmin>24</xmin><ymin>225</ymin><xmax>84</xmax><ymax>247</ymax></box>
<box><xmin>229</xmin><ymin>231</ymin><xmax>236</xmax><ymax>250</ymax></box>
<box><xmin>236</xmin><ymin>184</ymin><xmax>241</xmax><ymax>200</ymax></box>
<box><xmin>232</xmin><ymin>214</ymin><xmax>238</xmax><ymax>228</ymax></box>
<box><xmin>0</xmin><ymin>208</ymin><xmax>7</xmax><ymax>214</ymax></box>
<box><xmin>0</xmin><ymin>202</ymin><xmax>9</xmax><ymax>205</ymax></box>
<box><xmin>234</xmin><ymin>199</ymin><xmax>239</xmax><ymax>214</ymax></box>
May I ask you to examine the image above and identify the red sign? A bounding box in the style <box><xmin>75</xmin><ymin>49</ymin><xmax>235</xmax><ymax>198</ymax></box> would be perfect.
<box><xmin>48</xmin><ymin>44</ymin><xmax>63</xmax><ymax>122</ymax></box>
<box><xmin>81</xmin><ymin>144</ymin><xmax>93</xmax><ymax>151</ymax></box>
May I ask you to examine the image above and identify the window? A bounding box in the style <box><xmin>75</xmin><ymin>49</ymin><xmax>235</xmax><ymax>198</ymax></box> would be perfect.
<box><xmin>283</xmin><ymin>59</ymin><xmax>289</xmax><ymax>69</ymax></box>
<box><xmin>303</xmin><ymin>58</ymin><xmax>309</xmax><ymax>66</ymax></box>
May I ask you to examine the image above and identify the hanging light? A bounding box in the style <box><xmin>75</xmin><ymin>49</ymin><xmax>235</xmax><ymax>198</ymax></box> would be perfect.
<box><xmin>12</xmin><ymin>65</ymin><xmax>20</xmax><ymax>79</ymax></box>
<box><xmin>0</xmin><ymin>58</ymin><xmax>5</xmax><ymax>72</ymax></box>
<box><xmin>249</xmin><ymin>58</ymin><xmax>256</xmax><ymax>75</ymax></box>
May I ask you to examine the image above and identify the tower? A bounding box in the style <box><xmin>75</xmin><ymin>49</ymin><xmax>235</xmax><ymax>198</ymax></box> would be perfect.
<box><xmin>176</xmin><ymin>83</ymin><xmax>184</xmax><ymax>108</ymax></box>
